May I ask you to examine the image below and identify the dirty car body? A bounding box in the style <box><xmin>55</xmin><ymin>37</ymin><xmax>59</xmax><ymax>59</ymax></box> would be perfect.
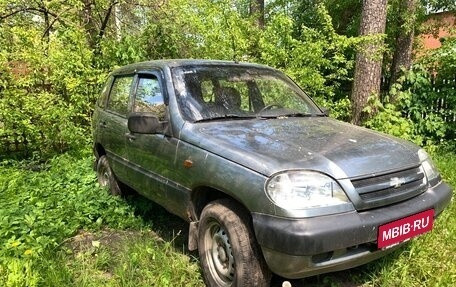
<box><xmin>93</xmin><ymin>60</ymin><xmax>453</xmax><ymax>285</ymax></box>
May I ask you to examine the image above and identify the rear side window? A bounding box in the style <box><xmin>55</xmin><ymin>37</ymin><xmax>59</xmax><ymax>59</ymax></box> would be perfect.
<box><xmin>107</xmin><ymin>76</ymin><xmax>133</xmax><ymax>116</ymax></box>
<box><xmin>97</xmin><ymin>76</ymin><xmax>113</xmax><ymax>108</ymax></box>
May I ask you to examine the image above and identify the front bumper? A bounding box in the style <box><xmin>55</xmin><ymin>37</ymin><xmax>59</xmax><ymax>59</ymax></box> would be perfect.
<box><xmin>252</xmin><ymin>181</ymin><xmax>452</xmax><ymax>279</ymax></box>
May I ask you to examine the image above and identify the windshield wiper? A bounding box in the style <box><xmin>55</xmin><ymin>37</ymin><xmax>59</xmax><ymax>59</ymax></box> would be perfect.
<box><xmin>195</xmin><ymin>114</ymin><xmax>256</xmax><ymax>123</ymax></box>
<box><xmin>258</xmin><ymin>112</ymin><xmax>314</xmax><ymax>119</ymax></box>
<box><xmin>282</xmin><ymin>112</ymin><xmax>314</xmax><ymax>117</ymax></box>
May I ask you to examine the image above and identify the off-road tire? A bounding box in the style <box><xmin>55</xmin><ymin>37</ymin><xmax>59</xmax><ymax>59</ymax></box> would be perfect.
<box><xmin>198</xmin><ymin>199</ymin><xmax>271</xmax><ymax>287</ymax></box>
<box><xmin>96</xmin><ymin>155</ymin><xmax>122</xmax><ymax>196</ymax></box>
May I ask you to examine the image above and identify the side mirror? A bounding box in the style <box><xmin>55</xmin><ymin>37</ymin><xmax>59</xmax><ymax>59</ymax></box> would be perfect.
<box><xmin>128</xmin><ymin>112</ymin><xmax>166</xmax><ymax>134</ymax></box>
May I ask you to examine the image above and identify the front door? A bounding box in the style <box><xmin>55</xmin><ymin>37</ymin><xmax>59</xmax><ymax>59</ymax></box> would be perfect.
<box><xmin>124</xmin><ymin>72</ymin><xmax>186</xmax><ymax>214</ymax></box>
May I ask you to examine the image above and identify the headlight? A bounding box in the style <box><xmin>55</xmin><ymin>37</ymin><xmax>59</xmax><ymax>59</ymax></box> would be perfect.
<box><xmin>418</xmin><ymin>149</ymin><xmax>440</xmax><ymax>184</ymax></box>
<box><xmin>265</xmin><ymin>171</ymin><xmax>351</xmax><ymax>210</ymax></box>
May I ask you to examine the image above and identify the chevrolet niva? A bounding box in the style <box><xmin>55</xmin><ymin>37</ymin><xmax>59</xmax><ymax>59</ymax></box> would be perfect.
<box><xmin>92</xmin><ymin>60</ymin><xmax>452</xmax><ymax>286</ymax></box>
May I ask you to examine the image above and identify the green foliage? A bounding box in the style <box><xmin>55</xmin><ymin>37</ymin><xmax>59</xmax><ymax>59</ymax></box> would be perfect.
<box><xmin>323</xmin><ymin>0</ymin><xmax>362</xmax><ymax>36</ymax></box>
<box><xmin>259</xmin><ymin>5</ymin><xmax>358</xmax><ymax>102</ymax></box>
<box><xmin>364</xmin><ymin>62</ymin><xmax>455</xmax><ymax>147</ymax></box>
<box><xmin>105</xmin><ymin>234</ymin><xmax>203</xmax><ymax>286</ymax></box>
<box><xmin>0</xmin><ymin>151</ymin><xmax>203</xmax><ymax>287</ymax></box>
<box><xmin>101</xmin><ymin>35</ymin><xmax>148</xmax><ymax>68</ymax></box>
<box><xmin>422</xmin><ymin>37</ymin><xmax>456</xmax><ymax>79</ymax></box>
<box><xmin>364</xmin><ymin>19</ymin><xmax>456</xmax><ymax>145</ymax></box>
<box><xmin>0</xmin><ymin>25</ymin><xmax>105</xmax><ymax>157</ymax></box>
<box><xmin>314</xmin><ymin>96</ymin><xmax>352</xmax><ymax>122</ymax></box>
<box><xmin>140</xmin><ymin>0</ymin><xmax>261</xmax><ymax>61</ymax></box>
<box><xmin>364</xmin><ymin>94</ymin><xmax>419</xmax><ymax>143</ymax></box>
<box><xmin>28</xmin><ymin>231</ymin><xmax>204</xmax><ymax>287</ymax></box>
<box><xmin>0</xmin><ymin>153</ymin><xmax>140</xmax><ymax>259</ymax></box>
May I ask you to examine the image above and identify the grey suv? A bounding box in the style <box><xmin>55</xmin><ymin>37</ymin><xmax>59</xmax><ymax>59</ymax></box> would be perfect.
<box><xmin>93</xmin><ymin>60</ymin><xmax>452</xmax><ymax>286</ymax></box>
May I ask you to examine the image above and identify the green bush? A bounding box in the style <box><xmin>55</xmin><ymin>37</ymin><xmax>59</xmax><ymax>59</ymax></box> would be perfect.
<box><xmin>0</xmin><ymin>26</ymin><xmax>105</xmax><ymax>158</ymax></box>
<box><xmin>258</xmin><ymin>4</ymin><xmax>357</xmax><ymax>103</ymax></box>
<box><xmin>364</xmin><ymin>63</ymin><xmax>455</xmax><ymax>147</ymax></box>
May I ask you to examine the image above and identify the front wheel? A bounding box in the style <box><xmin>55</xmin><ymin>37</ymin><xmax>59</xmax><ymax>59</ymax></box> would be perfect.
<box><xmin>198</xmin><ymin>199</ymin><xmax>271</xmax><ymax>287</ymax></box>
<box><xmin>96</xmin><ymin>155</ymin><xmax>122</xmax><ymax>196</ymax></box>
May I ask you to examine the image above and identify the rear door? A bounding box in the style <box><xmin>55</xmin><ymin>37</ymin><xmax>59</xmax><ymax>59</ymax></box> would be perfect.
<box><xmin>100</xmin><ymin>74</ymin><xmax>134</xmax><ymax>182</ymax></box>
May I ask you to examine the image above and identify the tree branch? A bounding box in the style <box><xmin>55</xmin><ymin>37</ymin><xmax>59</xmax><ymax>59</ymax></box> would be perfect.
<box><xmin>99</xmin><ymin>1</ymin><xmax>119</xmax><ymax>40</ymax></box>
<box><xmin>1</xmin><ymin>6</ymin><xmax>62</xmax><ymax>22</ymax></box>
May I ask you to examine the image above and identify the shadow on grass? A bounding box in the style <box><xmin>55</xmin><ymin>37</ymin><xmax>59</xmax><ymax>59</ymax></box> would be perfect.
<box><xmin>123</xmin><ymin>190</ymin><xmax>406</xmax><ymax>287</ymax></box>
<box><xmin>123</xmin><ymin>191</ymin><xmax>193</xmax><ymax>255</ymax></box>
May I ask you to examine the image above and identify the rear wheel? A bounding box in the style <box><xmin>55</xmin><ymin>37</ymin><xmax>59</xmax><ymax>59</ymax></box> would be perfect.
<box><xmin>198</xmin><ymin>199</ymin><xmax>271</xmax><ymax>287</ymax></box>
<box><xmin>96</xmin><ymin>155</ymin><xmax>122</xmax><ymax>196</ymax></box>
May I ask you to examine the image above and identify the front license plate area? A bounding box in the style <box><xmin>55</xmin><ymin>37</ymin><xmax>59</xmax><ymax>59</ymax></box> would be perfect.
<box><xmin>378</xmin><ymin>209</ymin><xmax>434</xmax><ymax>249</ymax></box>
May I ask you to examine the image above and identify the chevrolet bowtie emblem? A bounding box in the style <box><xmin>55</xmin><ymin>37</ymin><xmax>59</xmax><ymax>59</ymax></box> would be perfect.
<box><xmin>390</xmin><ymin>177</ymin><xmax>406</xmax><ymax>188</ymax></box>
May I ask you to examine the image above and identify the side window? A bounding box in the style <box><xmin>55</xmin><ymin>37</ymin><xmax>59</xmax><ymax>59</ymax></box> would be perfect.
<box><xmin>134</xmin><ymin>76</ymin><xmax>166</xmax><ymax>121</ymax></box>
<box><xmin>97</xmin><ymin>76</ymin><xmax>113</xmax><ymax>108</ymax></box>
<box><xmin>107</xmin><ymin>76</ymin><xmax>133</xmax><ymax>116</ymax></box>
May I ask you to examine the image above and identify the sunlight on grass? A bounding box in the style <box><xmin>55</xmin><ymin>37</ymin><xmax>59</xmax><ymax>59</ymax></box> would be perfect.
<box><xmin>56</xmin><ymin>230</ymin><xmax>204</xmax><ymax>287</ymax></box>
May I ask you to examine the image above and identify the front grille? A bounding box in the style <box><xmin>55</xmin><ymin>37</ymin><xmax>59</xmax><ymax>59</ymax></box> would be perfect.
<box><xmin>351</xmin><ymin>165</ymin><xmax>427</xmax><ymax>210</ymax></box>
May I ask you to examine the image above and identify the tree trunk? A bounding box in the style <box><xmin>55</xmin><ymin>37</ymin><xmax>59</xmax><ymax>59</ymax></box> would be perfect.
<box><xmin>82</xmin><ymin>0</ymin><xmax>98</xmax><ymax>50</ymax></box>
<box><xmin>250</xmin><ymin>0</ymin><xmax>264</xmax><ymax>29</ymax></box>
<box><xmin>389</xmin><ymin>0</ymin><xmax>416</xmax><ymax>91</ymax></box>
<box><xmin>82</xmin><ymin>0</ymin><xmax>117</xmax><ymax>58</ymax></box>
<box><xmin>351</xmin><ymin>0</ymin><xmax>388</xmax><ymax>125</ymax></box>
<box><xmin>43</xmin><ymin>9</ymin><xmax>50</xmax><ymax>56</ymax></box>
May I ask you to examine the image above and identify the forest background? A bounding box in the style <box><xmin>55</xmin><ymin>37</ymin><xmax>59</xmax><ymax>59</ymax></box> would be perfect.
<box><xmin>0</xmin><ymin>0</ymin><xmax>455</xmax><ymax>156</ymax></box>
<box><xmin>0</xmin><ymin>0</ymin><xmax>455</xmax><ymax>286</ymax></box>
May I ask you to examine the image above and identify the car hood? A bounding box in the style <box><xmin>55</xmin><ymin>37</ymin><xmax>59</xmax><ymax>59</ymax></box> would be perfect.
<box><xmin>181</xmin><ymin>117</ymin><xmax>421</xmax><ymax>179</ymax></box>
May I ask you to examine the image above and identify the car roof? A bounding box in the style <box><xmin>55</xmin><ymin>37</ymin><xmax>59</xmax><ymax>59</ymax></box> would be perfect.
<box><xmin>110</xmin><ymin>59</ymin><xmax>275</xmax><ymax>75</ymax></box>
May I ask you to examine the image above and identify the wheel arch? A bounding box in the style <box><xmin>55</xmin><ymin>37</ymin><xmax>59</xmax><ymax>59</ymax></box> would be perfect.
<box><xmin>187</xmin><ymin>185</ymin><xmax>253</xmax><ymax>252</ymax></box>
<box><xmin>190</xmin><ymin>186</ymin><xmax>251</xmax><ymax>221</ymax></box>
<box><xmin>93</xmin><ymin>143</ymin><xmax>106</xmax><ymax>159</ymax></box>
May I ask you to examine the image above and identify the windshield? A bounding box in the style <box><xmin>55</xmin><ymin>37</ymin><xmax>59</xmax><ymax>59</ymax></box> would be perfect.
<box><xmin>172</xmin><ymin>64</ymin><xmax>322</xmax><ymax>122</ymax></box>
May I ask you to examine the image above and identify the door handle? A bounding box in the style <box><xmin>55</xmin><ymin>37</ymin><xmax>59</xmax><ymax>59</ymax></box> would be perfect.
<box><xmin>125</xmin><ymin>133</ymin><xmax>136</xmax><ymax>141</ymax></box>
<box><xmin>99</xmin><ymin>121</ymin><xmax>107</xmax><ymax>128</ymax></box>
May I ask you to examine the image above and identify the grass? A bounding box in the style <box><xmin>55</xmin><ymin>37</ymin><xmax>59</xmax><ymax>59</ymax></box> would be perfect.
<box><xmin>0</xmin><ymin>148</ymin><xmax>454</xmax><ymax>287</ymax></box>
<box><xmin>43</xmin><ymin>229</ymin><xmax>203</xmax><ymax>287</ymax></box>
<box><xmin>0</xmin><ymin>151</ymin><xmax>204</xmax><ymax>287</ymax></box>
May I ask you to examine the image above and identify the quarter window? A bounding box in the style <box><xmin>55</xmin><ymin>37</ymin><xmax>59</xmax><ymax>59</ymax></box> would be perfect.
<box><xmin>97</xmin><ymin>76</ymin><xmax>113</xmax><ymax>108</ymax></box>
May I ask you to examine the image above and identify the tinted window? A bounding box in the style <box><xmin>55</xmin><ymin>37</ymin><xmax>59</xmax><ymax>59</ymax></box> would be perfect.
<box><xmin>133</xmin><ymin>76</ymin><xmax>166</xmax><ymax>120</ymax></box>
<box><xmin>107</xmin><ymin>76</ymin><xmax>133</xmax><ymax>115</ymax></box>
